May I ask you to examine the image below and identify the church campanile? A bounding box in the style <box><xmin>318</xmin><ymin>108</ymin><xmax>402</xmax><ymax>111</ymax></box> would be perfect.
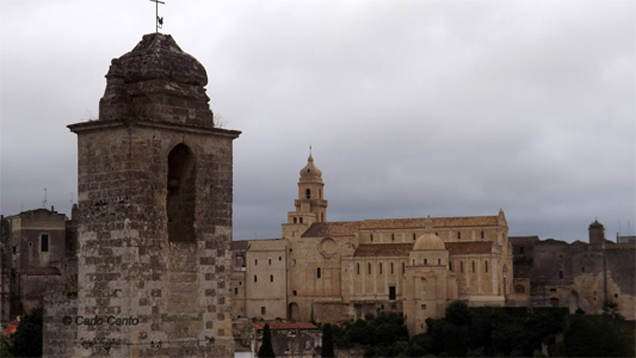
<box><xmin>47</xmin><ymin>34</ymin><xmax>240</xmax><ymax>357</ymax></box>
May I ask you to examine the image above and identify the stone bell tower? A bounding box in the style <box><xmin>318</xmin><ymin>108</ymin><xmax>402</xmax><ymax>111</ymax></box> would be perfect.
<box><xmin>63</xmin><ymin>33</ymin><xmax>240</xmax><ymax>357</ymax></box>
<box><xmin>282</xmin><ymin>153</ymin><xmax>328</xmax><ymax>239</ymax></box>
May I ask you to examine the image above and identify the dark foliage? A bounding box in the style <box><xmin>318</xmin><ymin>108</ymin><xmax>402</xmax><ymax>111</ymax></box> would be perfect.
<box><xmin>258</xmin><ymin>323</ymin><xmax>276</xmax><ymax>358</ymax></box>
<box><xmin>12</xmin><ymin>307</ymin><xmax>43</xmax><ymax>358</ymax></box>
<box><xmin>563</xmin><ymin>315</ymin><xmax>635</xmax><ymax>357</ymax></box>
<box><xmin>321</xmin><ymin>323</ymin><xmax>335</xmax><ymax>358</ymax></box>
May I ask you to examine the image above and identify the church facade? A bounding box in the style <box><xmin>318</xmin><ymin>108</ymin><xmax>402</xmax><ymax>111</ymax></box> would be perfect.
<box><xmin>231</xmin><ymin>155</ymin><xmax>513</xmax><ymax>334</ymax></box>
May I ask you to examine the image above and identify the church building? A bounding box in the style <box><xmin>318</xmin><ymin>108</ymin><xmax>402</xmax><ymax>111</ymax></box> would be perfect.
<box><xmin>231</xmin><ymin>154</ymin><xmax>513</xmax><ymax>335</ymax></box>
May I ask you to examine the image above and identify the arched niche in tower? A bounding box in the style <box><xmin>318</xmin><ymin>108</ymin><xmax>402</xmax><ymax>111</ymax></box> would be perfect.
<box><xmin>167</xmin><ymin>143</ymin><xmax>196</xmax><ymax>243</ymax></box>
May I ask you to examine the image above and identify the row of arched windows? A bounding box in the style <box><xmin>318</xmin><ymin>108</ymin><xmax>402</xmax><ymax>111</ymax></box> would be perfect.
<box><xmin>449</xmin><ymin>259</ymin><xmax>489</xmax><ymax>273</ymax></box>
<box><xmin>368</xmin><ymin>230</ymin><xmax>488</xmax><ymax>242</ymax></box>
<box><xmin>356</xmin><ymin>261</ymin><xmax>407</xmax><ymax>275</ymax></box>
<box><xmin>254</xmin><ymin>274</ymin><xmax>275</xmax><ymax>282</ymax></box>
<box><xmin>292</xmin><ymin>217</ymin><xmax>303</xmax><ymax>224</ymax></box>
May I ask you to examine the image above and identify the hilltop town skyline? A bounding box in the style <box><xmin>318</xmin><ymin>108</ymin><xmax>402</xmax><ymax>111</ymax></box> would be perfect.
<box><xmin>1</xmin><ymin>0</ymin><xmax>634</xmax><ymax>242</ymax></box>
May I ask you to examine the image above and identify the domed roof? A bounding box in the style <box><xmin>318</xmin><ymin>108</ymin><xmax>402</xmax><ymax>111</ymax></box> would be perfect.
<box><xmin>98</xmin><ymin>33</ymin><xmax>214</xmax><ymax>127</ymax></box>
<box><xmin>299</xmin><ymin>154</ymin><xmax>323</xmax><ymax>183</ymax></box>
<box><xmin>589</xmin><ymin>219</ymin><xmax>604</xmax><ymax>229</ymax></box>
<box><xmin>413</xmin><ymin>232</ymin><xmax>446</xmax><ymax>251</ymax></box>
<box><xmin>413</xmin><ymin>216</ymin><xmax>446</xmax><ymax>251</ymax></box>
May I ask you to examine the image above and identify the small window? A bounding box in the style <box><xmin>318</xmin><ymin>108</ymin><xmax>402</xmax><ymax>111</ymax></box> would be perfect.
<box><xmin>306</xmin><ymin>189</ymin><xmax>311</xmax><ymax>199</ymax></box>
<box><xmin>41</xmin><ymin>234</ymin><xmax>49</xmax><ymax>252</ymax></box>
<box><xmin>293</xmin><ymin>290</ymin><xmax>297</xmax><ymax>296</ymax></box>
<box><xmin>460</xmin><ymin>261</ymin><xmax>464</xmax><ymax>273</ymax></box>
<box><xmin>261</xmin><ymin>306</ymin><xmax>266</xmax><ymax>315</ymax></box>
<box><xmin>254</xmin><ymin>275</ymin><xmax>258</xmax><ymax>283</ymax></box>
<box><xmin>391</xmin><ymin>234</ymin><xmax>395</xmax><ymax>242</ymax></box>
<box><xmin>29</xmin><ymin>241</ymin><xmax>32</xmax><ymax>247</ymax></box>
<box><xmin>293</xmin><ymin>217</ymin><xmax>297</xmax><ymax>224</ymax></box>
<box><xmin>370</xmin><ymin>234</ymin><xmax>374</xmax><ymax>242</ymax></box>
<box><xmin>550</xmin><ymin>288</ymin><xmax>557</xmax><ymax>292</ymax></box>
<box><xmin>449</xmin><ymin>261</ymin><xmax>453</xmax><ymax>271</ymax></box>
<box><xmin>424</xmin><ymin>259</ymin><xmax>427</xmax><ymax>265</ymax></box>
<box><xmin>435</xmin><ymin>232</ymin><xmax>438</xmax><ymax>236</ymax></box>
<box><xmin>481</xmin><ymin>231</ymin><xmax>484</xmax><ymax>239</ymax></box>
<box><xmin>519</xmin><ymin>247</ymin><xmax>525</xmax><ymax>254</ymax></box>
<box><xmin>438</xmin><ymin>258</ymin><xmax>441</xmax><ymax>265</ymax></box>
<box><xmin>413</xmin><ymin>233</ymin><xmax>416</xmax><ymax>241</ymax></box>
<box><xmin>299</xmin><ymin>217</ymin><xmax>303</xmax><ymax>224</ymax></box>
<box><xmin>457</xmin><ymin>232</ymin><xmax>461</xmax><ymax>240</ymax></box>
<box><xmin>390</xmin><ymin>262</ymin><xmax>394</xmax><ymax>274</ymax></box>
<box><xmin>559</xmin><ymin>270</ymin><xmax>564</xmax><ymax>279</ymax></box>
<box><xmin>368</xmin><ymin>263</ymin><xmax>372</xmax><ymax>274</ymax></box>
<box><xmin>379</xmin><ymin>263</ymin><xmax>383</xmax><ymax>275</ymax></box>
<box><xmin>255</xmin><ymin>259</ymin><xmax>258</xmax><ymax>266</ymax></box>
<box><xmin>317</xmin><ymin>267</ymin><xmax>321</xmax><ymax>278</ymax></box>
<box><xmin>268</xmin><ymin>258</ymin><xmax>272</xmax><ymax>265</ymax></box>
<box><xmin>357</xmin><ymin>263</ymin><xmax>360</xmax><ymax>275</ymax></box>
<box><xmin>485</xmin><ymin>261</ymin><xmax>488</xmax><ymax>273</ymax></box>
<box><xmin>581</xmin><ymin>267</ymin><xmax>585</xmax><ymax>273</ymax></box>
<box><xmin>472</xmin><ymin>261</ymin><xmax>476</xmax><ymax>273</ymax></box>
<box><xmin>234</xmin><ymin>288</ymin><xmax>239</xmax><ymax>295</ymax></box>
<box><xmin>270</xmin><ymin>275</ymin><xmax>274</xmax><ymax>282</ymax></box>
<box><xmin>614</xmin><ymin>293</ymin><xmax>619</xmax><ymax>298</ymax></box>
<box><xmin>515</xmin><ymin>285</ymin><xmax>525</xmax><ymax>294</ymax></box>
<box><xmin>12</xmin><ymin>246</ymin><xmax>16</xmax><ymax>254</ymax></box>
<box><xmin>421</xmin><ymin>304</ymin><xmax>427</xmax><ymax>310</ymax></box>
<box><xmin>402</xmin><ymin>262</ymin><xmax>405</xmax><ymax>274</ymax></box>
<box><xmin>292</xmin><ymin>259</ymin><xmax>296</xmax><ymax>266</ymax></box>
<box><xmin>279</xmin><ymin>256</ymin><xmax>282</xmax><ymax>261</ymax></box>
<box><xmin>239</xmin><ymin>281</ymin><xmax>242</xmax><ymax>286</ymax></box>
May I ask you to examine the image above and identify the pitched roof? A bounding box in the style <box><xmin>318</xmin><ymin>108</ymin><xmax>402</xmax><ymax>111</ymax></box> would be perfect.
<box><xmin>231</xmin><ymin>240</ymin><xmax>249</xmax><ymax>250</ymax></box>
<box><xmin>444</xmin><ymin>242</ymin><xmax>493</xmax><ymax>255</ymax></box>
<box><xmin>252</xmin><ymin>322</ymin><xmax>318</xmax><ymax>330</ymax></box>
<box><xmin>359</xmin><ymin>216</ymin><xmax>499</xmax><ymax>230</ymax></box>
<box><xmin>302</xmin><ymin>221</ymin><xmax>362</xmax><ymax>237</ymax></box>
<box><xmin>354</xmin><ymin>243</ymin><xmax>414</xmax><ymax>257</ymax></box>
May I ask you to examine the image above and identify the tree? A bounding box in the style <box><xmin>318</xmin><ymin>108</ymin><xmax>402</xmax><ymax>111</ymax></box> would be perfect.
<box><xmin>564</xmin><ymin>315</ymin><xmax>634</xmax><ymax>357</ymax></box>
<box><xmin>321</xmin><ymin>323</ymin><xmax>335</xmax><ymax>357</ymax></box>
<box><xmin>258</xmin><ymin>323</ymin><xmax>276</xmax><ymax>358</ymax></box>
<box><xmin>12</xmin><ymin>307</ymin><xmax>43</xmax><ymax>358</ymax></box>
<box><xmin>445</xmin><ymin>300</ymin><xmax>471</xmax><ymax>326</ymax></box>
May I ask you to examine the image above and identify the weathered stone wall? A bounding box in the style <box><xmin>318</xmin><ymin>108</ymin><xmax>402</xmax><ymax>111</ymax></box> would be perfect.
<box><xmin>43</xmin><ymin>291</ymin><xmax>78</xmax><ymax>357</ymax></box>
<box><xmin>68</xmin><ymin>124</ymin><xmax>237</xmax><ymax>357</ymax></box>
<box><xmin>313</xmin><ymin>302</ymin><xmax>351</xmax><ymax>324</ymax></box>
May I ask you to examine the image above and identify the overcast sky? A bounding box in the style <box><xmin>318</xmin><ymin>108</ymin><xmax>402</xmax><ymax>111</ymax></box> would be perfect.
<box><xmin>1</xmin><ymin>0</ymin><xmax>634</xmax><ymax>242</ymax></box>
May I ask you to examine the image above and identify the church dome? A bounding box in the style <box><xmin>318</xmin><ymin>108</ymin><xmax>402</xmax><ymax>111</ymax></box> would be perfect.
<box><xmin>299</xmin><ymin>154</ymin><xmax>323</xmax><ymax>182</ymax></box>
<box><xmin>413</xmin><ymin>232</ymin><xmax>446</xmax><ymax>251</ymax></box>
<box><xmin>589</xmin><ymin>219</ymin><xmax>604</xmax><ymax>229</ymax></box>
<box><xmin>99</xmin><ymin>33</ymin><xmax>214</xmax><ymax>127</ymax></box>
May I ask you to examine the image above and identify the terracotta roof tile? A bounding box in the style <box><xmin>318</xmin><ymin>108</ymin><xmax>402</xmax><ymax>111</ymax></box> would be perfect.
<box><xmin>302</xmin><ymin>221</ymin><xmax>362</xmax><ymax>237</ymax></box>
<box><xmin>444</xmin><ymin>242</ymin><xmax>493</xmax><ymax>255</ymax></box>
<box><xmin>354</xmin><ymin>243</ymin><xmax>414</xmax><ymax>257</ymax></box>
<box><xmin>360</xmin><ymin>216</ymin><xmax>499</xmax><ymax>230</ymax></box>
<box><xmin>252</xmin><ymin>322</ymin><xmax>318</xmax><ymax>330</ymax></box>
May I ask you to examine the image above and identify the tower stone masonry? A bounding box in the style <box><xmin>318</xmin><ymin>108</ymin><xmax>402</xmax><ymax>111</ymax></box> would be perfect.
<box><xmin>44</xmin><ymin>33</ymin><xmax>240</xmax><ymax>357</ymax></box>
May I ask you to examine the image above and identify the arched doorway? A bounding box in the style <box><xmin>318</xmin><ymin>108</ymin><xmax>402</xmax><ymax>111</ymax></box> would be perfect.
<box><xmin>288</xmin><ymin>302</ymin><xmax>300</xmax><ymax>321</ymax></box>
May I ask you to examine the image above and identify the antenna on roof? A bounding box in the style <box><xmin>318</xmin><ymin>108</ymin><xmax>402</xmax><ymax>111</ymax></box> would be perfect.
<box><xmin>309</xmin><ymin>145</ymin><xmax>312</xmax><ymax>156</ymax></box>
<box><xmin>42</xmin><ymin>188</ymin><xmax>48</xmax><ymax>208</ymax></box>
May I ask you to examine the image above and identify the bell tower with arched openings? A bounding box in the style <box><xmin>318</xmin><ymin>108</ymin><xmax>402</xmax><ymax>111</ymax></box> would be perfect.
<box><xmin>282</xmin><ymin>152</ymin><xmax>328</xmax><ymax>239</ymax></box>
<box><xmin>64</xmin><ymin>34</ymin><xmax>240</xmax><ymax>357</ymax></box>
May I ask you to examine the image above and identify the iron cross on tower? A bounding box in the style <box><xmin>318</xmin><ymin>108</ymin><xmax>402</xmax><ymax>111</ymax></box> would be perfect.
<box><xmin>149</xmin><ymin>0</ymin><xmax>165</xmax><ymax>33</ymax></box>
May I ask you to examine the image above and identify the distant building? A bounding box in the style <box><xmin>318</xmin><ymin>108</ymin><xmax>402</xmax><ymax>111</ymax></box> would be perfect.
<box><xmin>0</xmin><ymin>207</ymin><xmax>71</xmax><ymax>321</ymax></box>
<box><xmin>231</xmin><ymin>154</ymin><xmax>513</xmax><ymax>335</ymax></box>
<box><xmin>510</xmin><ymin>220</ymin><xmax>636</xmax><ymax>320</ymax></box>
<box><xmin>616</xmin><ymin>234</ymin><xmax>636</xmax><ymax>245</ymax></box>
